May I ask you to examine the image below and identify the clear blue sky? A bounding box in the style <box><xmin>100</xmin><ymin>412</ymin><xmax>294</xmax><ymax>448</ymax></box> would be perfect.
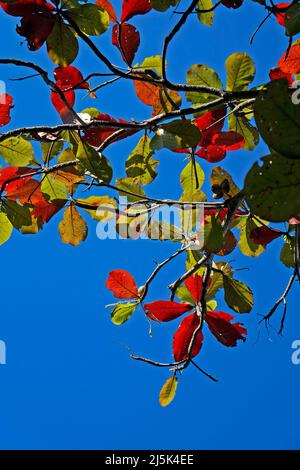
<box><xmin>0</xmin><ymin>1</ymin><xmax>299</xmax><ymax>450</ymax></box>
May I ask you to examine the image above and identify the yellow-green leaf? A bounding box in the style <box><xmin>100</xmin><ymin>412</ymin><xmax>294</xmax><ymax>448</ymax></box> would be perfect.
<box><xmin>111</xmin><ymin>303</ymin><xmax>137</xmax><ymax>325</ymax></box>
<box><xmin>126</xmin><ymin>135</ymin><xmax>159</xmax><ymax>186</ymax></box>
<box><xmin>68</xmin><ymin>4</ymin><xmax>110</xmax><ymax>36</ymax></box>
<box><xmin>76</xmin><ymin>141</ymin><xmax>112</xmax><ymax>182</ymax></box>
<box><xmin>197</xmin><ymin>0</ymin><xmax>214</xmax><ymax>27</ymax></box>
<box><xmin>0</xmin><ymin>137</ymin><xmax>34</xmax><ymax>166</ymax></box>
<box><xmin>78</xmin><ymin>195</ymin><xmax>116</xmax><ymax>221</ymax></box>
<box><xmin>186</xmin><ymin>65</ymin><xmax>222</xmax><ymax>105</ymax></box>
<box><xmin>237</xmin><ymin>217</ymin><xmax>266</xmax><ymax>257</ymax></box>
<box><xmin>159</xmin><ymin>376</ymin><xmax>178</xmax><ymax>407</ymax></box>
<box><xmin>0</xmin><ymin>210</ymin><xmax>13</xmax><ymax>245</ymax></box>
<box><xmin>41</xmin><ymin>175</ymin><xmax>68</xmax><ymax>202</ymax></box>
<box><xmin>59</xmin><ymin>205</ymin><xmax>88</xmax><ymax>246</ymax></box>
<box><xmin>223</xmin><ymin>275</ymin><xmax>254</xmax><ymax>313</ymax></box>
<box><xmin>226</xmin><ymin>52</ymin><xmax>255</xmax><ymax>92</ymax></box>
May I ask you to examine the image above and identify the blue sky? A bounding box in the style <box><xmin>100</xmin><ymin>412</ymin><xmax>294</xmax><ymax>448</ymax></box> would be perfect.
<box><xmin>0</xmin><ymin>0</ymin><xmax>299</xmax><ymax>450</ymax></box>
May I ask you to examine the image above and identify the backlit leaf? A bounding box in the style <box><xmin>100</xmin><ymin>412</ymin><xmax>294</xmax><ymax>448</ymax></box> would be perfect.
<box><xmin>0</xmin><ymin>137</ymin><xmax>34</xmax><ymax>166</ymax></box>
<box><xmin>223</xmin><ymin>275</ymin><xmax>254</xmax><ymax>313</ymax></box>
<box><xmin>47</xmin><ymin>21</ymin><xmax>78</xmax><ymax>66</ymax></box>
<box><xmin>159</xmin><ymin>376</ymin><xmax>178</xmax><ymax>408</ymax></box>
<box><xmin>59</xmin><ymin>205</ymin><xmax>88</xmax><ymax>246</ymax></box>
<box><xmin>111</xmin><ymin>303</ymin><xmax>137</xmax><ymax>325</ymax></box>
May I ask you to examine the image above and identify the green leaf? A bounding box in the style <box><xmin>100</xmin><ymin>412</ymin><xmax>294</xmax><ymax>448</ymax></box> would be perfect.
<box><xmin>226</xmin><ymin>52</ymin><xmax>255</xmax><ymax>91</ymax></box>
<box><xmin>150</xmin><ymin>119</ymin><xmax>201</xmax><ymax>150</ymax></box>
<box><xmin>115</xmin><ymin>177</ymin><xmax>146</xmax><ymax>203</ymax></box>
<box><xmin>76</xmin><ymin>141</ymin><xmax>112</xmax><ymax>182</ymax></box>
<box><xmin>180</xmin><ymin>160</ymin><xmax>205</xmax><ymax>193</ymax></box>
<box><xmin>47</xmin><ymin>21</ymin><xmax>78</xmax><ymax>66</ymax></box>
<box><xmin>179</xmin><ymin>159</ymin><xmax>206</xmax><ymax>232</ymax></box>
<box><xmin>223</xmin><ymin>275</ymin><xmax>254</xmax><ymax>313</ymax></box>
<box><xmin>244</xmin><ymin>153</ymin><xmax>300</xmax><ymax>222</ymax></box>
<box><xmin>41</xmin><ymin>141</ymin><xmax>64</xmax><ymax>163</ymax></box>
<box><xmin>41</xmin><ymin>175</ymin><xmax>68</xmax><ymax>202</ymax></box>
<box><xmin>237</xmin><ymin>217</ymin><xmax>266</xmax><ymax>257</ymax></box>
<box><xmin>228</xmin><ymin>114</ymin><xmax>259</xmax><ymax>151</ymax></box>
<box><xmin>134</xmin><ymin>55</ymin><xmax>163</xmax><ymax>76</ymax></box>
<box><xmin>203</xmin><ymin>215</ymin><xmax>224</xmax><ymax>253</ymax></box>
<box><xmin>280</xmin><ymin>236</ymin><xmax>296</xmax><ymax>268</ymax></box>
<box><xmin>68</xmin><ymin>4</ymin><xmax>110</xmax><ymax>36</ymax></box>
<box><xmin>111</xmin><ymin>303</ymin><xmax>137</xmax><ymax>325</ymax></box>
<box><xmin>159</xmin><ymin>376</ymin><xmax>178</xmax><ymax>407</ymax></box>
<box><xmin>254</xmin><ymin>80</ymin><xmax>300</xmax><ymax>159</ymax></box>
<box><xmin>0</xmin><ymin>210</ymin><xmax>13</xmax><ymax>245</ymax></box>
<box><xmin>197</xmin><ymin>0</ymin><xmax>214</xmax><ymax>27</ymax></box>
<box><xmin>150</xmin><ymin>0</ymin><xmax>180</xmax><ymax>12</ymax></box>
<box><xmin>186</xmin><ymin>65</ymin><xmax>222</xmax><ymax>105</ymax></box>
<box><xmin>0</xmin><ymin>137</ymin><xmax>34</xmax><ymax>166</ymax></box>
<box><xmin>284</xmin><ymin>4</ymin><xmax>300</xmax><ymax>36</ymax></box>
<box><xmin>207</xmin><ymin>299</ymin><xmax>217</xmax><ymax>311</ymax></box>
<box><xmin>2</xmin><ymin>199</ymin><xmax>32</xmax><ymax>229</ymax></box>
<box><xmin>176</xmin><ymin>285</ymin><xmax>195</xmax><ymax>305</ymax></box>
<box><xmin>57</xmin><ymin>147</ymin><xmax>77</xmax><ymax>164</ymax></box>
<box><xmin>125</xmin><ymin>135</ymin><xmax>159</xmax><ymax>186</ymax></box>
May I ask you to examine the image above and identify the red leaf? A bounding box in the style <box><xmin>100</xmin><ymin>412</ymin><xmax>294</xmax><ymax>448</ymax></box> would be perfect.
<box><xmin>96</xmin><ymin>0</ymin><xmax>117</xmax><ymax>22</ymax></box>
<box><xmin>269</xmin><ymin>66</ymin><xmax>294</xmax><ymax>85</ymax></box>
<box><xmin>83</xmin><ymin>113</ymin><xmax>137</xmax><ymax>147</ymax></box>
<box><xmin>32</xmin><ymin>197</ymin><xmax>65</xmax><ymax>223</ymax></box>
<box><xmin>144</xmin><ymin>301</ymin><xmax>193</xmax><ymax>322</ymax></box>
<box><xmin>184</xmin><ymin>274</ymin><xmax>203</xmax><ymax>304</ymax></box>
<box><xmin>173</xmin><ymin>312</ymin><xmax>203</xmax><ymax>362</ymax></box>
<box><xmin>106</xmin><ymin>270</ymin><xmax>139</xmax><ymax>299</ymax></box>
<box><xmin>51</xmin><ymin>89</ymin><xmax>75</xmax><ymax>121</ymax></box>
<box><xmin>0</xmin><ymin>0</ymin><xmax>54</xmax><ymax>17</ymax></box>
<box><xmin>5</xmin><ymin>177</ymin><xmax>65</xmax><ymax>223</ymax></box>
<box><xmin>196</xmin><ymin>145</ymin><xmax>227</xmax><ymax>163</ymax></box>
<box><xmin>206</xmin><ymin>310</ymin><xmax>247</xmax><ymax>347</ymax></box>
<box><xmin>54</xmin><ymin>66</ymin><xmax>88</xmax><ymax>90</ymax></box>
<box><xmin>6</xmin><ymin>178</ymin><xmax>41</xmax><ymax>204</ymax></box>
<box><xmin>211</xmin><ymin>131</ymin><xmax>245</xmax><ymax>150</ymax></box>
<box><xmin>0</xmin><ymin>94</ymin><xmax>14</xmax><ymax>128</ymax></box>
<box><xmin>83</xmin><ymin>113</ymin><xmax>115</xmax><ymax>147</ymax></box>
<box><xmin>250</xmin><ymin>225</ymin><xmax>282</xmax><ymax>246</ymax></box>
<box><xmin>112</xmin><ymin>23</ymin><xmax>140</xmax><ymax>67</ymax></box>
<box><xmin>0</xmin><ymin>166</ymin><xmax>33</xmax><ymax>193</ymax></box>
<box><xmin>278</xmin><ymin>43</ymin><xmax>300</xmax><ymax>74</ymax></box>
<box><xmin>16</xmin><ymin>12</ymin><xmax>54</xmax><ymax>50</ymax></box>
<box><xmin>194</xmin><ymin>106</ymin><xmax>226</xmax><ymax>147</ymax></box>
<box><xmin>121</xmin><ymin>0</ymin><xmax>151</xmax><ymax>23</ymax></box>
<box><xmin>275</xmin><ymin>2</ymin><xmax>291</xmax><ymax>26</ymax></box>
<box><xmin>221</xmin><ymin>0</ymin><xmax>244</xmax><ymax>8</ymax></box>
<box><xmin>204</xmin><ymin>207</ymin><xmax>245</xmax><ymax>222</ymax></box>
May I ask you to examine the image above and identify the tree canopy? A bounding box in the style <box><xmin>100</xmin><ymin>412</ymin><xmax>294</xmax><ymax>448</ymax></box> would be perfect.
<box><xmin>0</xmin><ymin>0</ymin><xmax>299</xmax><ymax>406</ymax></box>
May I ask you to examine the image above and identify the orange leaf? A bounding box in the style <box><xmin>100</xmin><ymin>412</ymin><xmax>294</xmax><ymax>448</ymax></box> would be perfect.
<box><xmin>278</xmin><ymin>43</ymin><xmax>300</xmax><ymax>74</ymax></box>
<box><xmin>96</xmin><ymin>0</ymin><xmax>117</xmax><ymax>22</ymax></box>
